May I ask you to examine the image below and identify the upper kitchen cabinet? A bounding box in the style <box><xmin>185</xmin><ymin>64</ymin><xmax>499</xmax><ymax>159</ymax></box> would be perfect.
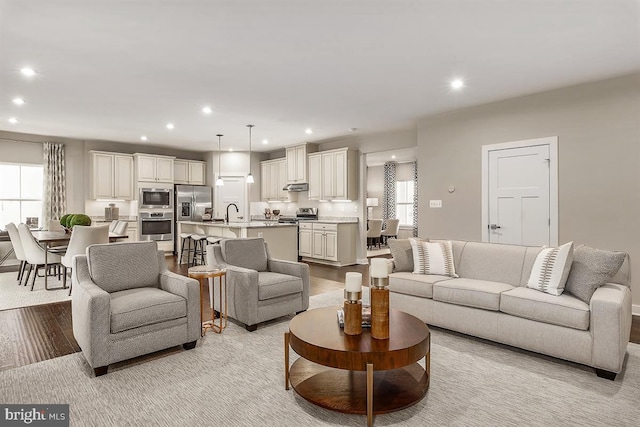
<box><xmin>261</xmin><ymin>158</ymin><xmax>297</xmax><ymax>202</ymax></box>
<box><xmin>308</xmin><ymin>148</ymin><xmax>358</xmax><ymax>201</ymax></box>
<box><xmin>286</xmin><ymin>143</ymin><xmax>317</xmax><ymax>184</ymax></box>
<box><xmin>134</xmin><ymin>154</ymin><xmax>175</xmax><ymax>183</ymax></box>
<box><xmin>90</xmin><ymin>151</ymin><xmax>134</xmax><ymax>200</ymax></box>
<box><xmin>174</xmin><ymin>159</ymin><xmax>205</xmax><ymax>185</ymax></box>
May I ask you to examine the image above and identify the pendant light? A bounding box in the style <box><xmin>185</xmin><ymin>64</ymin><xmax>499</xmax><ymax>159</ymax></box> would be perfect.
<box><xmin>246</xmin><ymin>124</ymin><xmax>255</xmax><ymax>184</ymax></box>
<box><xmin>215</xmin><ymin>134</ymin><xmax>224</xmax><ymax>186</ymax></box>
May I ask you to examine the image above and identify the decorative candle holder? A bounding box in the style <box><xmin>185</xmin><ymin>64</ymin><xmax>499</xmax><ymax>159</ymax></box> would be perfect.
<box><xmin>370</xmin><ymin>276</ymin><xmax>389</xmax><ymax>340</ymax></box>
<box><xmin>343</xmin><ymin>290</ymin><xmax>363</xmax><ymax>335</ymax></box>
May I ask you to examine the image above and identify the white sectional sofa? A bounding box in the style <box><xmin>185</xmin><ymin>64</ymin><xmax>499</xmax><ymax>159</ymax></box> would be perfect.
<box><xmin>387</xmin><ymin>239</ymin><xmax>631</xmax><ymax>380</ymax></box>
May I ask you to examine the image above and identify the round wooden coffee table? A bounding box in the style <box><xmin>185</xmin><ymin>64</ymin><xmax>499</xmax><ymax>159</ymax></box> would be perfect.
<box><xmin>284</xmin><ymin>306</ymin><xmax>430</xmax><ymax>426</ymax></box>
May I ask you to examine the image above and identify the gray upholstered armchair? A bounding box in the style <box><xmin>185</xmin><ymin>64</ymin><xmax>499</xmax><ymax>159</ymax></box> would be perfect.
<box><xmin>72</xmin><ymin>241</ymin><xmax>201</xmax><ymax>376</ymax></box>
<box><xmin>206</xmin><ymin>238</ymin><xmax>309</xmax><ymax>331</ymax></box>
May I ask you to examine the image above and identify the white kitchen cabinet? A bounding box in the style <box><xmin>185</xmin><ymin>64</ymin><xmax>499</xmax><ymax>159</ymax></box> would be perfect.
<box><xmin>90</xmin><ymin>151</ymin><xmax>134</xmax><ymax>200</ymax></box>
<box><xmin>260</xmin><ymin>158</ymin><xmax>297</xmax><ymax>202</ymax></box>
<box><xmin>301</xmin><ymin>222</ymin><xmax>356</xmax><ymax>266</ymax></box>
<box><xmin>134</xmin><ymin>154</ymin><xmax>175</xmax><ymax>183</ymax></box>
<box><xmin>286</xmin><ymin>143</ymin><xmax>317</xmax><ymax>184</ymax></box>
<box><xmin>308</xmin><ymin>148</ymin><xmax>357</xmax><ymax>201</ymax></box>
<box><xmin>174</xmin><ymin>159</ymin><xmax>205</xmax><ymax>185</ymax></box>
<box><xmin>298</xmin><ymin>223</ymin><xmax>313</xmax><ymax>257</ymax></box>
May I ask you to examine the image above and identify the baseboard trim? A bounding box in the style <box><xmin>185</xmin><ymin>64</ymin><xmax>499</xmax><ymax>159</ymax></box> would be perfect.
<box><xmin>357</xmin><ymin>258</ymin><xmax>369</xmax><ymax>265</ymax></box>
<box><xmin>633</xmin><ymin>304</ymin><xmax>640</xmax><ymax>316</ymax></box>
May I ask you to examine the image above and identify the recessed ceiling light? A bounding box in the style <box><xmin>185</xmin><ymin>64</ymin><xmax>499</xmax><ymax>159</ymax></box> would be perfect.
<box><xmin>166</xmin><ymin>123</ymin><xmax>175</xmax><ymax>130</ymax></box>
<box><xmin>8</xmin><ymin>117</ymin><xmax>18</xmax><ymax>124</ymax></box>
<box><xmin>450</xmin><ymin>79</ymin><xmax>465</xmax><ymax>89</ymax></box>
<box><xmin>391</xmin><ymin>155</ymin><xmax>396</xmax><ymax>159</ymax></box>
<box><xmin>12</xmin><ymin>97</ymin><xmax>25</xmax><ymax>105</ymax></box>
<box><xmin>202</xmin><ymin>106</ymin><xmax>212</xmax><ymax>115</ymax></box>
<box><xmin>140</xmin><ymin>136</ymin><xmax>148</xmax><ymax>141</ymax></box>
<box><xmin>262</xmin><ymin>139</ymin><xmax>269</xmax><ymax>144</ymax></box>
<box><xmin>228</xmin><ymin>148</ymin><xmax>233</xmax><ymax>152</ymax></box>
<box><xmin>305</xmin><ymin>128</ymin><xmax>313</xmax><ymax>134</ymax></box>
<box><xmin>20</xmin><ymin>67</ymin><xmax>36</xmax><ymax>77</ymax></box>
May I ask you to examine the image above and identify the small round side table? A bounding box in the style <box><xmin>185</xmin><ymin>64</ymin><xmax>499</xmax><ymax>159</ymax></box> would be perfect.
<box><xmin>187</xmin><ymin>265</ymin><xmax>228</xmax><ymax>336</ymax></box>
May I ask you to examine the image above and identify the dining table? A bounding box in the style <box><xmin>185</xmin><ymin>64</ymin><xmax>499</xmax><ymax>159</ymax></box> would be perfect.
<box><xmin>31</xmin><ymin>230</ymin><xmax>128</xmax><ymax>290</ymax></box>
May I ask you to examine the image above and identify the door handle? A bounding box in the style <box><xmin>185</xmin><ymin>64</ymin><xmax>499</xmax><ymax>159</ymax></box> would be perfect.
<box><xmin>489</xmin><ymin>224</ymin><xmax>501</xmax><ymax>230</ymax></box>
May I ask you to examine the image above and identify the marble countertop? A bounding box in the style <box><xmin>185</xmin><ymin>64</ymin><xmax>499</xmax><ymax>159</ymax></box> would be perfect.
<box><xmin>91</xmin><ymin>216</ymin><xmax>137</xmax><ymax>223</ymax></box>
<box><xmin>178</xmin><ymin>220</ymin><xmax>296</xmax><ymax>229</ymax></box>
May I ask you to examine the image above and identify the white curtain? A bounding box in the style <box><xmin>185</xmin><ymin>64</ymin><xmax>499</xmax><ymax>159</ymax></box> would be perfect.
<box><xmin>42</xmin><ymin>142</ymin><xmax>66</xmax><ymax>227</ymax></box>
<box><xmin>412</xmin><ymin>161</ymin><xmax>418</xmax><ymax>237</ymax></box>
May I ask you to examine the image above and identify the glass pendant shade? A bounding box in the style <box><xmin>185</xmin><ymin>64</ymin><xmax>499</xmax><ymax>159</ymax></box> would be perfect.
<box><xmin>216</xmin><ymin>134</ymin><xmax>224</xmax><ymax>186</ymax></box>
<box><xmin>246</xmin><ymin>124</ymin><xmax>254</xmax><ymax>184</ymax></box>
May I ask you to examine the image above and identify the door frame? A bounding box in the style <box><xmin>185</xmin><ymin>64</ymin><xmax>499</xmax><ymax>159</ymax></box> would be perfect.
<box><xmin>481</xmin><ymin>136</ymin><xmax>558</xmax><ymax>246</ymax></box>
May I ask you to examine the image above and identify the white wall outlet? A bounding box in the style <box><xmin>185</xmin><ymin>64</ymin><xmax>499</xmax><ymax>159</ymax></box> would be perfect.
<box><xmin>354</xmin><ymin>206</ymin><xmax>358</xmax><ymax>212</ymax></box>
<box><xmin>429</xmin><ymin>200</ymin><xmax>442</xmax><ymax>208</ymax></box>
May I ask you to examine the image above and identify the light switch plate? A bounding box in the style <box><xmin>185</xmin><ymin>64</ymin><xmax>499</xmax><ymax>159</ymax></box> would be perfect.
<box><xmin>429</xmin><ymin>200</ymin><xmax>442</xmax><ymax>208</ymax></box>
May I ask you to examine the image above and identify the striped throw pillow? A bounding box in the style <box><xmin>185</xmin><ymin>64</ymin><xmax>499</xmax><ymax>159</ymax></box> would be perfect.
<box><xmin>526</xmin><ymin>241</ymin><xmax>574</xmax><ymax>295</ymax></box>
<box><xmin>410</xmin><ymin>239</ymin><xmax>458</xmax><ymax>277</ymax></box>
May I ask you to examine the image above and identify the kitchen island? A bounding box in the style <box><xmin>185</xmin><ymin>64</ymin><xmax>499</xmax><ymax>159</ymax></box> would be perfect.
<box><xmin>177</xmin><ymin>221</ymin><xmax>298</xmax><ymax>263</ymax></box>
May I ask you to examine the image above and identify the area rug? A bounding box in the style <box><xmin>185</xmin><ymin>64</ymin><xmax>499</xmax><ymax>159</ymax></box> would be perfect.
<box><xmin>1</xmin><ymin>289</ymin><xmax>639</xmax><ymax>426</ymax></box>
<box><xmin>0</xmin><ymin>271</ymin><xmax>70</xmax><ymax>311</ymax></box>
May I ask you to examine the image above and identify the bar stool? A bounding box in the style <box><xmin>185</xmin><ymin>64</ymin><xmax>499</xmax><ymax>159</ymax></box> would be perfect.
<box><xmin>178</xmin><ymin>232</ymin><xmax>194</xmax><ymax>265</ymax></box>
<box><xmin>190</xmin><ymin>227</ymin><xmax>207</xmax><ymax>266</ymax></box>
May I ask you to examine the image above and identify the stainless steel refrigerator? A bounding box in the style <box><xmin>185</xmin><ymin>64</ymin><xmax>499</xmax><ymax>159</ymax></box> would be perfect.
<box><xmin>174</xmin><ymin>185</ymin><xmax>213</xmax><ymax>251</ymax></box>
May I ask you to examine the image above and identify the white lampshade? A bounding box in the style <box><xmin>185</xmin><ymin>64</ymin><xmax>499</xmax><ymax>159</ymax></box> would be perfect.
<box><xmin>215</xmin><ymin>177</ymin><xmax>224</xmax><ymax>186</ymax></box>
<box><xmin>366</xmin><ymin>198</ymin><xmax>379</xmax><ymax>207</ymax></box>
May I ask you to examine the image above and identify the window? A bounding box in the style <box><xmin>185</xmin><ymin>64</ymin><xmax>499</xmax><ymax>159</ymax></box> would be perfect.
<box><xmin>396</xmin><ymin>180</ymin><xmax>414</xmax><ymax>226</ymax></box>
<box><xmin>0</xmin><ymin>163</ymin><xmax>43</xmax><ymax>228</ymax></box>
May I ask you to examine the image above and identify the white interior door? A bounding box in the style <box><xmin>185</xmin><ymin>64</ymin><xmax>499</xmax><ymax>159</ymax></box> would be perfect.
<box><xmin>487</xmin><ymin>144</ymin><xmax>550</xmax><ymax>246</ymax></box>
<box><xmin>214</xmin><ymin>174</ymin><xmax>247</xmax><ymax>221</ymax></box>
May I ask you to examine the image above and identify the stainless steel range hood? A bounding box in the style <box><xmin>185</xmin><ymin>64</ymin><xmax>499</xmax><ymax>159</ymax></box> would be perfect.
<box><xmin>283</xmin><ymin>183</ymin><xmax>309</xmax><ymax>192</ymax></box>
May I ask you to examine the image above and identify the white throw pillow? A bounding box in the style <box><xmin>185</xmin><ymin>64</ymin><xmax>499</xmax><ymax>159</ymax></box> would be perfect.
<box><xmin>410</xmin><ymin>239</ymin><xmax>458</xmax><ymax>277</ymax></box>
<box><xmin>526</xmin><ymin>241</ymin><xmax>574</xmax><ymax>296</ymax></box>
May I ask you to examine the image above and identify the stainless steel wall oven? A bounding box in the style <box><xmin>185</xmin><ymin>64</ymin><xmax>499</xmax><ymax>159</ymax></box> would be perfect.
<box><xmin>139</xmin><ymin>211</ymin><xmax>173</xmax><ymax>241</ymax></box>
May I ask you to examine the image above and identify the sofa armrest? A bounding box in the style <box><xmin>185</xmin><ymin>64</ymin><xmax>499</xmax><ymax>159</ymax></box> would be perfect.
<box><xmin>225</xmin><ymin>265</ymin><xmax>260</xmax><ymax>326</ymax></box>
<box><xmin>590</xmin><ymin>283</ymin><xmax>632</xmax><ymax>373</ymax></box>
<box><xmin>268</xmin><ymin>259</ymin><xmax>310</xmax><ymax>311</ymax></box>
<box><xmin>159</xmin><ymin>269</ymin><xmax>201</xmax><ymax>343</ymax></box>
<box><xmin>71</xmin><ymin>255</ymin><xmax>111</xmax><ymax>369</ymax></box>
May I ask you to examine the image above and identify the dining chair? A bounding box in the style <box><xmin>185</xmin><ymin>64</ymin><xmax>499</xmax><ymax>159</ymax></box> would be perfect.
<box><xmin>48</xmin><ymin>219</ymin><xmax>64</xmax><ymax>232</ymax></box>
<box><xmin>62</xmin><ymin>225</ymin><xmax>109</xmax><ymax>295</ymax></box>
<box><xmin>366</xmin><ymin>219</ymin><xmax>383</xmax><ymax>249</ymax></box>
<box><xmin>112</xmin><ymin>220</ymin><xmax>128</xmax><ymax>236</ymax></box>
<box><xmin>5</xmin><ymin>222</ymin><xmax>29</xmax><ymax>286</ymax></box>
<box><xmin>108</xmin><ymin>220</ymin><xmax>119</xmax><ymax>232</ymax></box>
<box><xmin>18</xmin><ymin>223</ymin><xmax>63</xmax><ymax>290</ymax></box>
<box><xmin>380</xmin><ymin>218</ymin><xmax>400</xmax><ymax>246</ymax></box>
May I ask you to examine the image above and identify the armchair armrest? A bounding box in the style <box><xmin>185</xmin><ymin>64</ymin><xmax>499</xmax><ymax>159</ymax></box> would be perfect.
<box><xmin>159</xmin><ymin>268</ymin><xmax>201</xmax><ymax>343</ymax></box>
<box><xmin>268</xmin><ymin>259</ymin><xmax>310</xmax><ymax>311</ymax></box>
<box><xmin>590</xmin><ymin>283</ymin><xmax>632</xmax><ymax>373</ymax></box>
<box><xmin>71</xmin><ymin>254</ymin><xmax>111</xmax><ymax>369</ymax></box>
<box><xmin>224</xmin><ymin>265</ymin><xmax>260</xmax><ymax>326</ymax></box>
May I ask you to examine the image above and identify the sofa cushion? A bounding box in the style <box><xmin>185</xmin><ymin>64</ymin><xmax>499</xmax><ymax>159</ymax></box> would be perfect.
<box><xmin>456</xmin><ymin>241</ymin><xmax>529</xmax><ymax>287</ymax></box>
<box><xmin>564</xmin><ymin>246</ymin><xmax>627</xmax><ymax>304</ymax></box>
<box><xmin>87</xmin><ymin>241</ymin><xmax>160</xmax><ymax>293</ymax></box>
<box><xmin>110</xmin><ymin>287</ymin><xmax>186</xmax><ymax>333</ymax></box>
<box><xmin>500</xmin><ymin>286</ymin><xmax>590</xmax><ymax>331</ymax></box>
<box><xmin>221</xmin><ymin>238</ymin><xmax>268</xmax><ymax>272</ymax></box>
<box><xmin>433</xmin><ymin>278</ymin><xmax>514</xmax><ymax>311</ymax></box>
<box><xmin>410</xmin><ymin>239</ymin><xmax>458</xmax><ymax>277</ymax></box>
<box><xmin>526</xmin><ymin>241</ymin><xmax>574</xmax><ymax>296</ymax></box>
<box><xmin>388</xmin><ymin>239</ymin><xmax>424</xmax><ymax>272</ymax></box>
<box><xmin>258</xmin><ymin>272</ymin><xmax>303</xmax><ymax>301</ymax></box>
<box><xmin>389</xmin><ymin>272</ymin><xmax>453</xmax><ymax>298</ymax></box>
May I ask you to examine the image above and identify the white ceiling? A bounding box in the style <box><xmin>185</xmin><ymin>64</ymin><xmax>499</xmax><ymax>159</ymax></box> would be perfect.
<box><xmin>1</xmin><ymin>1</ymin><xmax>638</xmax><ymax>153</ymax></box>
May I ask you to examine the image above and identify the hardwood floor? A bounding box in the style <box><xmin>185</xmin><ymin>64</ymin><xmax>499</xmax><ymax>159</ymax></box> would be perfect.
<box><xmin>1</xmin><ymin>256</ymin><xmax>638</xmax><ymax>372</ymax></box>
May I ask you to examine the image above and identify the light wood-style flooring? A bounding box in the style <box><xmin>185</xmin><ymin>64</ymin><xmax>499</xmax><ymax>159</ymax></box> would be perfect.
<box><xmin>0</xmin><ymin>256</ymin><xmax>638</xmax><ymax>372</ymax></box>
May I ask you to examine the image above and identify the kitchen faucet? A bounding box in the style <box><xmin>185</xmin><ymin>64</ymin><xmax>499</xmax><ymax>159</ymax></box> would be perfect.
<box><xmin>225</xmin><ymin>203</ymin><xmax>239</xmax><ymax>223</ymax></box>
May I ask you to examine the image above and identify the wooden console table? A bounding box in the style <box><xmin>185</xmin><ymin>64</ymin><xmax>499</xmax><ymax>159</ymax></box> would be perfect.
<box><xmin>284</xmin><ymin>307</ymin><xmax>430</xmax><ymax>426</ymax></box>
